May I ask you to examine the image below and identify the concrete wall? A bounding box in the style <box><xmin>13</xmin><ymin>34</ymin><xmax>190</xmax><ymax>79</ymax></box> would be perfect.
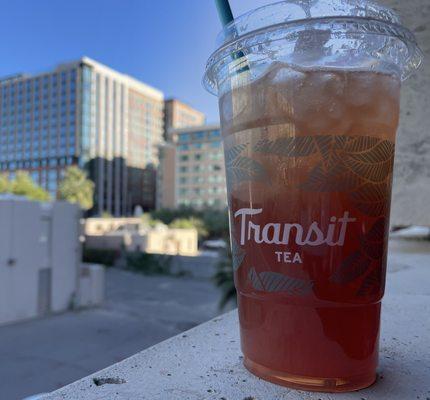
<box><xmin>0</xmin><ymin>200</ymin><xmax>81</xmax><ymax>325</ymax></box>
<box><xmin>381</xmin><ymin>0</ymin><xmax>430</xmax><ymax>226</ymax></box>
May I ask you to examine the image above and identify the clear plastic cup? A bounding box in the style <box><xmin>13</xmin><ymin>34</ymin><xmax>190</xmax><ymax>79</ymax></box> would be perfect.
<box><xmin>204</xmin><ymin>0</ymin><xmax>422</xmax><ymax>392</ymax></box>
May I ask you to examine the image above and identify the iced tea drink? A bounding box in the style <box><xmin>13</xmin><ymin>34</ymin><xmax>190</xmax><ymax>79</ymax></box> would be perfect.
<box><xmin>204</xmin><ymin>0</ymin><xmax>421</xmax><ymax>392</ymax></box>
<box><xmin>220</xmin><ymin>65</ymin><xmax>398</xmax><ymax>391</ymax></box>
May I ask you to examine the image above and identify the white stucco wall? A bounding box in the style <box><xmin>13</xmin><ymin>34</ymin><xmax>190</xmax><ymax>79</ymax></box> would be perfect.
<box><xmin>381</xmin><ymin>0</ymin><xmax>430</xmax><ymax>226</ymax></box>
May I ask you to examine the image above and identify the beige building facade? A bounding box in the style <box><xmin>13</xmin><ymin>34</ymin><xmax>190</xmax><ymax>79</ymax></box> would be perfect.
<box><xmin>163</xmin><ymin>99</ymin><xmax>206</xmax><ymax>139</ymax></box>
<box><xmin>157</xmin><ymin>125</ymin><xmax>227</xmax><ymax>210</ymax></box>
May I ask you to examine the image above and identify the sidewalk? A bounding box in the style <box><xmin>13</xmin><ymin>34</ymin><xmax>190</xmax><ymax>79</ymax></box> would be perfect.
<box><xmin>0</xmin><ymin>269</ymin><xmax>223</xmax><ymax>400</ymax></box>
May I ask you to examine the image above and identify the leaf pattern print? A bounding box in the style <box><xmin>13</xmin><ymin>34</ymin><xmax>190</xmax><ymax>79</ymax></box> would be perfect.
<box><xmin>350</xmin><ymin>181</ymin><xmax>390</xmax><ymax>217</ymax></box>
<box><xmin>225</xmin><ymin>143</ymin><xmax>248</xmax><ymax>165</ymax></box>
<box><xmin>357</xmin><ymin>267</ymin><xmax>382</xmax><ymax>297</ymax></box>
<box><xmin>366</xmin><ymin>217</ymin><xmax>387</xmax><ymax>242</ymax></box>
<box><xmin>248</xmin><ymin>267</ymin><xmax>263</xmax><ymax>291</ymax></box>
<box><xmin>231</xmin><ymin>236</ymin><xmax>245</xmax><ymax>272</ymax></box>
<box><xmin>226</xmin><ymin>156</ymin><xmax>268</xmax><ymax>186</ymax></box>
<box><xmin>224</xmin><ymin>142</ymin><xmax>268</xmax><ymax>186</ymax></box>
<box><xmin>313</xmin><ymin>135</ymin><xmax>334</xmax><ymax>161</ymax></box>
<box><xmin>360</xmin><ymin>218</ymin><xmax>387</xmax><ymax>259</ymax></box>
<box><xmin>248</xmin><ymin>268</ymin><xmax>313</xmax><ymax>296</ymax></box>
<box><xmin>300</xmin><ymin>161</ymin><xmax>362</xmax><ymax>192</ymax></box>
<box><xmin>254</xmin><ymin>136</ymin><xmax>316</xmax><ymax>157</ymax></box>
<box><xmin>343</xmin><ymin>136</ymin><xmax>380</xmax><ymax>153</ymax></box>
<box><xmin>343</xmin><ymin>140</ymin><xmax>394</xmax><ymax>182</ymax></box>
<box><xmin>330</xmin><ymin>251</ymin><xmax>371</xmax><ymax>284</ymax></box>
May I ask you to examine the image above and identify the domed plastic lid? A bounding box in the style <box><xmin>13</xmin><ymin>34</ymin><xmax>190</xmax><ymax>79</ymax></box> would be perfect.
<box><xmin>204</xmin><ymin>0</ymin><xmax>422</xmax><ymax>94</ymax></box>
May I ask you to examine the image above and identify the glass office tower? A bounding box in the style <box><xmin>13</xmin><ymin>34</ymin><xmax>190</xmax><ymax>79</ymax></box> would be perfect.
<box><xmin>0</xmin><ymin>57</ymin><xmax>164</xmax><ymax>215</ymax></box>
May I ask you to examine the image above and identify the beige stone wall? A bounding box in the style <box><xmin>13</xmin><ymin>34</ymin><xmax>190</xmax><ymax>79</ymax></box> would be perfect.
<box><xmin>145</xmin><ymin>229</ymin><xmax>198</xmax><ymax>256</ymax></box>
<box><xmin>84</xmin><ymin>217</ymin><xmax>198</xmax><ymax>256</ymax></box>
<box><xmin>379</xmin><ymin>0</ymin><xmax>430</xmax><ymax>226</ymax></box>
<box><xmin>164</xmin><ymin>99</ymin><xmax>206</xmax><ymax>138</ymax></box>
<box><xmin>84</xmin><ymin>217</ymin><xmax>141</xmax><ymax>235</ymax></box>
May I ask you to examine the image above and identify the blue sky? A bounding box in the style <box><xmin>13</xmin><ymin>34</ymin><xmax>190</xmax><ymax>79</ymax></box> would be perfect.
<box><xmin>0</xmin><ymin>0</ymin><xmax>270</xmax><ymax>123</ymax></box>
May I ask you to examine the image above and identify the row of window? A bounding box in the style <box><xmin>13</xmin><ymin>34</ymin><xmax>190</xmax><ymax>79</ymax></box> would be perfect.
<box><xmin>179</xmin><ymin>151</ymin><xmax>223</xmax><ymax>162</ymax></box>
<box><xmin>179</xmin><ymin>175</ymin><xmax>225</xmax><ymax>185</ymax></box>
<box><xmin>179</xmin><ymin>164</ymin><xmax>222</xmax><ymax>173</ymax></box>
<box><xmin>177</xmin><ymin>198</ymin><xmax>225</xmax><ymax>208</ymax></box>
<box><xmin>178</xmin><ymin>141</ymin><xmax>222</xmax><ymax>151</ymax></box>
<box><xmin>0</xmin><ymin>70</ymin><xmax>77</xmax><ymax>92</ymax></box>
<box><xmin>178</xmin><ymin>187</ymin><xmax>226</xmax><ymax>196</ymax></box>
<box><xmin>0</xmin><ymin>130</ymin><xmax>76</xmax><ymax>143</ymax></box>
<box><xmin>0</xmin><ymin>156</ymin><xmax>75</xmax><ymax>171</ymax></box>
<box><xmin>0</xmin><ymin>97</ymin><xmax>76</xmax><ymax>111</ymax></box>
<box><xmin>177</xmin><ymin>130</ymin><xmax>221</xmax><ymax>143</ymax></box>
<box><xmin>0</xmin><ymin>146</ymin><xmax>76</xmax><ymax>161</ymax></box>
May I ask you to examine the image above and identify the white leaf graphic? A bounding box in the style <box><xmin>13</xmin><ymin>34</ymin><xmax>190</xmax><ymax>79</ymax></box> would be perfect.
<box><xmin>248</xmin><ymin>268</ymin><xmax>313</xmax><ymax>296</ymax></box>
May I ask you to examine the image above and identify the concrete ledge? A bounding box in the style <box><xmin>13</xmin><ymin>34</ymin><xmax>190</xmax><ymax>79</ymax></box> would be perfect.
<box><xmin>43</xmin><ymin>241</ymin><xmax>430</xmax><ymax>399</ymax></box>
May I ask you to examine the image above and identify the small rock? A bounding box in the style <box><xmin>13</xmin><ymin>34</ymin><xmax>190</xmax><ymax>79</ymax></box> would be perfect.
<box><xmin>93</xmin><ymin>377</ymin><xmax>126</xmax><ymax>386</ymax></box>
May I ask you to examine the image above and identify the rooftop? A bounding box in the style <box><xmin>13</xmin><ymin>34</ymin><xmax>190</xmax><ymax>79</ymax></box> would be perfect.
<box><xmin>171</xmin><ymin>124</ymin><xmax>220</xmax><ymax>134</ymax></box>
<box><xmin>0</xmin><ymin>56</ymin><xmax>164</xmax><ymax>101</ymax></box>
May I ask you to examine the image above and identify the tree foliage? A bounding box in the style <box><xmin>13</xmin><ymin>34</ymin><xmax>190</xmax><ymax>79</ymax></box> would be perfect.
<box><xmin>0</xmin><ymin>171</ymin><xmax>51</xmax><ymax>201</ymax></box>
<box><xmin>141</xmin><ymin>213</ymin><xmax>162</xmax><ymax>228</ymax></box>
<box><xmin>151</xmin><ymin>207</ymin><xmax>229</xmax><ymax>239</ymax></box>
<box><xmin>169</xmin><ymin>217</ymin><xmax>208</xmax><ymax>239</ymax></box>
<box><xmin>58</xmin><ymin>166</ymin><xmax>94</xmax><ymax>210</ymax></box>
<box><xmin>0</xmin><ymin>174</ymin><xmax>11</xmax><ymax>193</ymax></box>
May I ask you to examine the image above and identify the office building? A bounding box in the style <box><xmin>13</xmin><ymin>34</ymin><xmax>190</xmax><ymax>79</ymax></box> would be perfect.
<box><xmin>0</xmin><ymin>57</ymin><xmax>163</xmax><ymax>215</ymax></box>
<box><xmin>157</xmin><ymin>125</ymin><xmax>227</xmax><ymax>209</ymax></box>
<box><xmin>163</xmin><ymin>98</ymin><xmax>206</xmax><ymax>139</ymax></box>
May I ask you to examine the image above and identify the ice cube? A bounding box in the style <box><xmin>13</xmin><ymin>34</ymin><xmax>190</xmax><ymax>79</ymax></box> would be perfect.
<box><xmin>268</xmin><ymin>63</ymin><xmax>306</xmax><ymax>85</ymax></box>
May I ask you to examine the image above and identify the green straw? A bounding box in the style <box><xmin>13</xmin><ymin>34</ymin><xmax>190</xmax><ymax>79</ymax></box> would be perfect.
<box><xmin>214</xmin><ymin>0</ymin><xmax>249</xmax><ymax>71</ymax></box>
<box><xmin>215</xmin><ymin>0</ymin><xmax>235</xmax><ymax>27</ymax></box>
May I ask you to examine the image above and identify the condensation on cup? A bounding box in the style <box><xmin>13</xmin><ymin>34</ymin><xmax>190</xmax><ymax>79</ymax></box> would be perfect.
<box><xmin>204</xmin><ymin>0</ymin><xmax>422</xmax><ymax>393</ymax></box>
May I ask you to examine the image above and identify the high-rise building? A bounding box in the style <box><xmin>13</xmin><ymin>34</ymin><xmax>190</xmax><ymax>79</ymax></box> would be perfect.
<box><xmin>0</xmin><ymin>57</ymin><xmax>164</xmax><ymax>215</ymax></box>
<box><xmin>156</xmin><ymin>125</ymin><xmax>227</xmax><ymax>210</ymax></box>
<box><xmin>163</xmin><ymin>98</ymin><xmax>206</xmax><ymax>139</ymax></box>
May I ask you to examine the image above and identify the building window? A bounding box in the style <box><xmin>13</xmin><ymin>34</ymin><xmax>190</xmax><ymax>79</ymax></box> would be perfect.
<box><xmin>210</xmin><ymin>141</ymin><xmax>221</xmax><ymax>148</ymax></box>
<box><xmin>192</xmin><ymin>132</ymin><xmax>205</xmax><ymax>140</ymax></box>
<box><xmin>178</xmin><ymin>133</ymin><xmax>190</xmax><ymax>142</ymax></box>
<box><xmin>180</xmin><ymin>155</ymin><xmax>188</xmax><ymax>162</ymax></box>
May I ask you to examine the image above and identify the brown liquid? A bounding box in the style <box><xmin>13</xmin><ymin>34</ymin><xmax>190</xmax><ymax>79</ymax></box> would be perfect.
<box><xmin>220</xmin><ymin>63</ymin><xmax>400</xmax><ymax>392</ymax></box>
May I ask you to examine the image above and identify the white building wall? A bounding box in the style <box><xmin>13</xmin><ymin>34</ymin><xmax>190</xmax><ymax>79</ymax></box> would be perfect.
<box><xmin>0</xmin><ymin>199</ymin><xmax>81</xmax><ymax>325</ymax></box>
<box><xmin>50</xmin><ymin>201</ymin><xmax>82</xmax><ymax>313</ymax></box>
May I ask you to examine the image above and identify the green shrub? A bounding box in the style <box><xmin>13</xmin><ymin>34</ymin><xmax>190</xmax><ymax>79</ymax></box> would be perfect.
<box><xmin>152</xmin><ymin>207</ymin><xmax>229</xmax><ymax>239</ymax></box>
